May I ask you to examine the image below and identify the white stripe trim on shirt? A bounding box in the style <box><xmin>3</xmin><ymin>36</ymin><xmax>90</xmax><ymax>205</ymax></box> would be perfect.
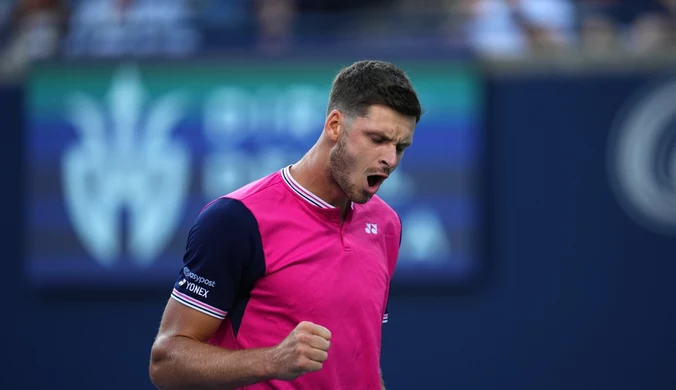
<box><xmin>281</xmin><ymin>166</ymin><xmax>335</xmax><ymax>209</ymax></box>
<box><xmin>171</xmin><ymin>288</ymin><xmax>227</xmax><ymax>320</ymax></box>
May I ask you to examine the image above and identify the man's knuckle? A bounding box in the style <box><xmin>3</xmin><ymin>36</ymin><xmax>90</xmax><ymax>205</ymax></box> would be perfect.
<box><xmin>296</xmin><ymin>333</ymin><xmax>309</xmax><ymax>344</ymax></box>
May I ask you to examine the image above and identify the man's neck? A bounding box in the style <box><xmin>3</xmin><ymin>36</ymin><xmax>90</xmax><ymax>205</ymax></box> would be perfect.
<box><xmin>289</xmin><ymin>152</ymin><xmax>350</xmax><ymax>213</ymax></box>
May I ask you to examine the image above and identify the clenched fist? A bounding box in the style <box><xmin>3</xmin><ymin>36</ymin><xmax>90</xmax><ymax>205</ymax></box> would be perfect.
<box><xmin>267</xmin><ymin>321</ymin><xmax>332</xmax><ymax>381</ymax></box>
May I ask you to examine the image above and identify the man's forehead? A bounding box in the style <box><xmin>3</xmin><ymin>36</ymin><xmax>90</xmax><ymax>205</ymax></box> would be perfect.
<box><xmin>355</xmin><ymin>109</ymin><xmax>415</xmax><ymax>131</ymax></box>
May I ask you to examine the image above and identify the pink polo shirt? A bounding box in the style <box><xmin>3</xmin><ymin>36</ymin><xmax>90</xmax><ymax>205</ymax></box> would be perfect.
<box><xmin>170</xmin><ymin>166</ymin><xmax>401</xmax><ymax>389</ymax></box>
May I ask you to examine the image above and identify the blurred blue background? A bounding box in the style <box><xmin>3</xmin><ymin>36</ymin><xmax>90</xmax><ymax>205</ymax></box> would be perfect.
<box><xmin>4</xmin><ymin>0</ymin><xmax>676</xmax><ymax>389</ymax></box>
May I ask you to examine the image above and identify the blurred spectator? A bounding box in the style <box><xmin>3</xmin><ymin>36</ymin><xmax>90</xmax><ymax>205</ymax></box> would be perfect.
<box><xmin>254</xmin><ymin>0</ymin><xmax>297</xmax><ymax>53</ymax></box>
<box><xmin>627</xmin><ymin>12</ymin><xmax>672</xmax><ymax>54</ymax></box>
<box><xmin>439</xmin><ymin>0</ymin><xmax>474</xmax><ymax>48</ymax></box>
<box><xmin>64</xmin><ymin>0</ymin><xmax>199</xmax><ymax>57</ymax></box>
<box><xmin>456</xmin><ymin>0</ymin><xmax>575</xmax><ymax>58</ymax></box>
<box><xmin>516</xmin><ymin>0</ymin><xmax>575</xmax><ymax>55</ymax></box>
<box><xmin>0</xmin><ymin>0</ymin><xmax>17</xmax><ymax>38</ymax></box>
<box><xmin>0</xmin><ymin>0</ymin><xmax>68</xmax><ymax>78</ymax></box>
<box><xmin>191</xmin><ymin>0</ymin><xmax>256</xmax><ymax>51</ymax></box>
<box><xmin>578</xmin><ymin>14</ymin><xmax>623</xmax><ymax>56</ymax></box>
<box><xmin>659</xmin><ymin>0</ymin><xmax>676</xmax><ymax>51</ymax></box>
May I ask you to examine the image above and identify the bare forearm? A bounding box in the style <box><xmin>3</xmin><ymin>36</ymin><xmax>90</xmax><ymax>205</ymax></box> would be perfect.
<box><xmin>150</xmin><ymin>335</ymin><xmax>275</xmax><ymax>390</ymax></box>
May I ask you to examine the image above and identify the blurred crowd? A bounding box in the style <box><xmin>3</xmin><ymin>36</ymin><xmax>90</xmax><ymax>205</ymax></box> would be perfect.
<box><xmin>1</xmin><ymin>0</ymin><xmax>676</xmax><ymax>78</ymax></box>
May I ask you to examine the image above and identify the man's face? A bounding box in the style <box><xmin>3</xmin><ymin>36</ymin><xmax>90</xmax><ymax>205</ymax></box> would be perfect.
<box><xmin>328</xmin><ymin>104</ymin><xmax>416</xmax><ymax>204</ymax></box>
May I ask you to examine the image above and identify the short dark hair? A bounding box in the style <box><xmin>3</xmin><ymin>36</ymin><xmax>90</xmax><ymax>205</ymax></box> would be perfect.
<box><xmin>327</xmin><ymin>60</ymin><xmax>422</xmax><ymax>124</ymax></box>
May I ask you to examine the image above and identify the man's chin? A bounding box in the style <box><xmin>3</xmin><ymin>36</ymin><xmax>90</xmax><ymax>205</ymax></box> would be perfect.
<box><xmin>349</xmin><ymin>192</ymin><xmax>373</xmax><ymax>205</ymax></box>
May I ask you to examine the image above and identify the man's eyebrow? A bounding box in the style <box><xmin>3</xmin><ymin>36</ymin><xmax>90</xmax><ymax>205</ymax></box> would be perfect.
<box><xmin>365</xmin><ymin>129</ymin><xmax>412</xmax><ymax>146</ymax></box>
<box><xmin>365</xmin><ymin>129</ymin><xmax>393</xmax><ymax>139</ymax></box>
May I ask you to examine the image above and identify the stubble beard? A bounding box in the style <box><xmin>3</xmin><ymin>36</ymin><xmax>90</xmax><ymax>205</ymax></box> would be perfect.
<box><xmin>328</xmin><ymin>134</ymin><xmax>370</xmax><ymax>204</ymax></box>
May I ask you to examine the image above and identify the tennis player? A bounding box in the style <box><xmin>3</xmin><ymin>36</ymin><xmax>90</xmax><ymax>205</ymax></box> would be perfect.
<box><xmin>149</xmin><ymin>60</ymin><xmax>422</xmax><ymax>390</ymax></box>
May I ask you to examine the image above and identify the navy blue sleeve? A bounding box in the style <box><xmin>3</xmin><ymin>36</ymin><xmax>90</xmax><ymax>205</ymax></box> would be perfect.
<box><xmin>170</xmin><ymin>197</ymin><xmax>265</xmax><ymax>320</ymax></box>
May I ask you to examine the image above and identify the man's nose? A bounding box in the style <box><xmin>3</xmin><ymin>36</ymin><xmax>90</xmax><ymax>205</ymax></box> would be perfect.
<box><xmin>379</xmin><ymin>145</ymin><xmax>397</xmax><ymax>169</ymax></box>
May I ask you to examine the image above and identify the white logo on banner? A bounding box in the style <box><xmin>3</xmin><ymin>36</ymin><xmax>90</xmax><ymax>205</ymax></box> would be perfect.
<box><xmin>62</xmin><ymin>65</ymin><xmax>190</xmax><ymax>267</ymax></box>
<box><xmin>608</xmin><ymin>76</ymin><xmax>676</xmax><ymax>235</ymax></box>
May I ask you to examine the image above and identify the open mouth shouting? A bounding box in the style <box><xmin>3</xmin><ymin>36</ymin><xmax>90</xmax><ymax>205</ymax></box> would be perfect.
<box><xmin>365</xmin><ymin>173</ymin><xmax>388</xmax><ymax>194</ymax></box>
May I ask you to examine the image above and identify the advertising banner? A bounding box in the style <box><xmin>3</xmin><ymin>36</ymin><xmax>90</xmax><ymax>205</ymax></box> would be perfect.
<box><xmin>25</xmin><ymin>60</ymin><xmax>483</xmax><ymax>289</ymax></box>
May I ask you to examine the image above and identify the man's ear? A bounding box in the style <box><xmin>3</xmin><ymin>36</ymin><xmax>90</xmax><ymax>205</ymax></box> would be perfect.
<box><xmin>324</xmin><ymin>109</ymin><xmax>345</xmax><ymax>142</ymax></box>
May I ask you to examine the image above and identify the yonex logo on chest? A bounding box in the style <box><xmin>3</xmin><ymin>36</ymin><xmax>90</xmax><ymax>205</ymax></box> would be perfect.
<box><xmin>365</xmin><ymin>223</ymin><xmax>378</xmax><ymax>234</ymax></box>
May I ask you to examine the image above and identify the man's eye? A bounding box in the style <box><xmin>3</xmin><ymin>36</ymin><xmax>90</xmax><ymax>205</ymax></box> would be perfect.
<box><xmin>371</xmin><ymin>137</ymin><xmax>384</xmax><ymax>144</ymax></box>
